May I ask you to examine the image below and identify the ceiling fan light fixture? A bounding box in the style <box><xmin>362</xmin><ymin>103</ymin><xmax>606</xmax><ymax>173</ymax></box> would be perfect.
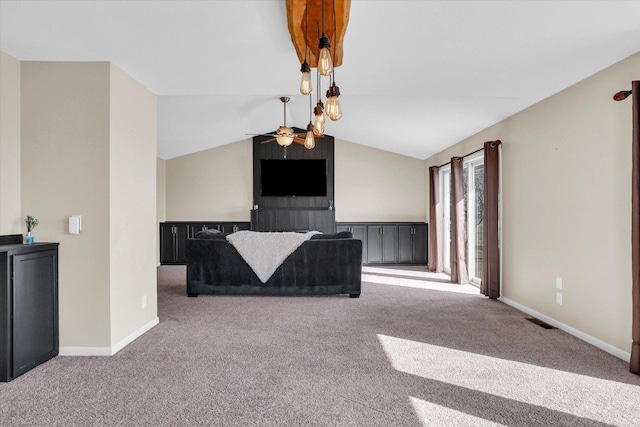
<box><xmin>276</xmin><ymin>126</ymin><xmax>295</xmax><ymax>146</ymax></box>
<box><xmin>275</xmin><ymin>97</ymin><xmax>295</xmax><ymax>146</ymax></box>
<box><xmin>304</xmin><ymin>122</ymin><xmax>315</xmax><ymax>149</ymax></box>
<box><xmin>299</xmin><ymin>60</ymin><xmax>312</xmax><ymax>95</ymax></box>
<box><xmin>318</xmin><ymin>35</ymin><xmax>333</xmax><ymax>76</ymax></box>
<box><xmin>276</xmin><ymin>136</ymin><xmax>294</xmax><ymax>146</ymax></box>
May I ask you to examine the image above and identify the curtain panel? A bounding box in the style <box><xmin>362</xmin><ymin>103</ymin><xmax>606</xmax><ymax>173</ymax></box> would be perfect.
<box><xmin>482</xmin><ymin>140</ymin><xmax>501</xmax><ymax>299</ymax></box>
<box><xmin>631</xmin><ymin>80</ymin><xmax>639</xmax><ymax>375</ymax></box>
<box><xmin>428</xmin><ymin>166</ymin><xmax>443</xmax><ymax>272</ymax></box>
<box><xmin>450</xmin><ymin>157</ymin><xmax>469</xmax><ymax>284</ymax></box>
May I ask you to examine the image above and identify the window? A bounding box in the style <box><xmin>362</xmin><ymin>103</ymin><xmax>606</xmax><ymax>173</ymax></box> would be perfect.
<box><xmin>439</xmin><ymin>165</ymin><xmax>451</xmax><ymax>274</ymax></box>
<box><xmin>440</xmin><ymin>152</ymin><xmax>484</xmax><ymax>285</ymax></box>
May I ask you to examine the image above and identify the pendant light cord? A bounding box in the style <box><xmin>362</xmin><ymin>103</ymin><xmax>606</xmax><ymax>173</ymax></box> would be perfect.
<box><xmin>304</xmin><ymin>0</ymin><xmax>309</xmax><ymax>63</ymax></box>
<box><xmin>321</xmin><ymin>0</ymin><xmax>325</xmax><ymax>37</ymax></box>
<box><xmin>310</xmin><ymin>80</ymin><xmax>313</xmax><ymax>121</ymax></box>
<box><xmin>332</xmin><ymin>0</ymin><xmax>337</xmax><ymax>83</ymax></box>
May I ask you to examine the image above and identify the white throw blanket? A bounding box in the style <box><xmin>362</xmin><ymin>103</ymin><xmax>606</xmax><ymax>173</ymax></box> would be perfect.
<box><xmin>226</xmin><ymin>230</ymin><xmax>320</xmax><ymax>283</ymax></box>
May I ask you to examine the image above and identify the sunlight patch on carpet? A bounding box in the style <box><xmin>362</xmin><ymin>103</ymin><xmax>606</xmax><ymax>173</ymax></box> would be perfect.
<box><xmin>362</xmin><ymin>266</ymin><xmax>442</xmax><ymax>278</ymax></box>
<box><xmin>377</xmin><ymin>334</ymin><xmax>639</xmax><ymax>426</ymax></box>
<box><xmin>362</xmin><ymin>273</ymin><xmax>480</xmax><ymax>295</ymax></box>
<box><xmin>410</xmin><ymin>397</ymin><xmax>507</xmax><ymax>427</ymax></box>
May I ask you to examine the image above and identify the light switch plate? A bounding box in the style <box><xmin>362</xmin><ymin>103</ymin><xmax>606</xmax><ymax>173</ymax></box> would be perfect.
<box><xmin>69</xmin><ymin>215</ymin><xmax>82</xmax><ymax>235</ymax></box>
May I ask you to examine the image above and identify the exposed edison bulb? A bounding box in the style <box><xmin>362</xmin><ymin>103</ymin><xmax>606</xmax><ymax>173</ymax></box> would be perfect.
<box><xmin>304</xmin><ymin>123</ymin><xmax>315</xmax><ymax>149</ymax></box>
<box><xmin>313</xmin><ymin>114</ymin><xmax>325</xmax><ymax>136</ymax></box>
<box><xmin>326</xmin><ymin>97</ymin><xmax>342</xmax><ymax>121</ymax></box>
<box><xmin>300</xmin><ymin>72</ymin><xmax>312</xmax><ymax>95</ymax></box>
<box><xmin>299</xmin><ymin>61</ymin><xmax>312</xmax><ymax>95</ymax></box>
<box><xmin>325</xmin><ymin>83</ymin><xmax>342</xmax><ymax>121</ymax></box>
<box><xmin>318</xmin><ymin>35</ymin><xmax>333</xmax><ymax>76</ymax></box>
<box><xmin>313</xmin><ymin>101</ymin><xmax>325</xmax><ymax>136</ymax></box>
<box><xmin>318</xmin><ymin>48</ymin><xmax>333</xmax><ymax>76</ymax></box>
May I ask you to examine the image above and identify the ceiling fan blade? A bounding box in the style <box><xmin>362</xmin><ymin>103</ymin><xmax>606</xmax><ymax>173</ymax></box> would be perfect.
<box><xmin>293</xmin><ymin>137</ymin><xmax>306</xmax><ymax>145</ymax></box>
<box><xmin>261</xmin><ymin>138</ymin><xmax>277</xmax><ymax>144</ymax></box>
<box><xmin>247</xmin><ymin>133</ymin><xmax>278</xmax><ymax>138</ymax></box>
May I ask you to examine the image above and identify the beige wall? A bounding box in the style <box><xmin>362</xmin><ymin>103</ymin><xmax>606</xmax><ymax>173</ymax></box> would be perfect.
<box><xmin>335</xmin><ymin>139</ymin><xmax>426</xmax><ymax>222</ymax></box>
<box><xmin>165</xmin><ymin>138</ymin><xmax>426</xmax><ymax>222</ymax></box>
<box><xmin>166</xmin><ymin>139</ymin><xmax>254</xmax><ymax>221</ymax></box>
<box><xmin>21</xmin><ymin>61</ymin><xmax>158</xmax><ymax>352</ymax></box>
<box><xmin>21</xmin><ymin>61</ymin><xmax>112</xmax><ymax>347</ymax></box>
<box><xmin>424</xmin><ymin>52</ymin><xmax>640</xmax><ymax>355</ymax></box>
<box><xmin>0</xmin><ymin>51</ymin><xmax>21</xmax><ymax>234</ymax></box>
<box><xmin>109</xmin><ymin>64</ymin><xmax>158</xmax><ymax>346</ymax></box>
<box><xmin>156</xmin><ymin>157</ymin><xmax>166</xmax><ymax>264</ymax></box>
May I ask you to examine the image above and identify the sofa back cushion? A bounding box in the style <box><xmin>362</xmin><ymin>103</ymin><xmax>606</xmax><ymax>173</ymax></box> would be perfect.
<box><xmin>310</xmin><ymin>231</ymin><xmax>353</xmax><ymax>240</ymax></box>
<box><xmin>194</xmin><ymin>229</ymin><xmax>229</xmax><ymax>239</ymax></box>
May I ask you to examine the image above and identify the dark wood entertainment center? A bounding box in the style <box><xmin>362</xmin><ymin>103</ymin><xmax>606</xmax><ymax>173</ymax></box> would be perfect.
<box><xmin>159</xmin><ymin>130</ymin><xmax>428</xmax><ymax>265</ymax></box>
<box><xmin>250</xmin><ymin>128</ymin><xmax>336</xmax><ymax>233</ymax></box>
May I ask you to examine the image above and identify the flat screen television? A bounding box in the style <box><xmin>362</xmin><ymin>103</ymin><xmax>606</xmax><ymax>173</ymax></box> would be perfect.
<box><xmin>261</xmin><ymin>159</ymin><xmax>327</xmax><ymax>197</ymax></box>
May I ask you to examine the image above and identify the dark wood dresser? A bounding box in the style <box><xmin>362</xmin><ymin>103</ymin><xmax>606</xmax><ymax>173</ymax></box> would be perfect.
<box><xmin>0</xmin><ymin>234</ymin><xmax>59</xmax><ymax>382</ymax></box>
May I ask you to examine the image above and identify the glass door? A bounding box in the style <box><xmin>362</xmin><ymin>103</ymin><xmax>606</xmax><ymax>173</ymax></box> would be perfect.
<box><xmin>440</xmin><ymin>166</ymin><xmax>451</xmax><ymax>274</ymax></box>
<box><xmin>464</xmin><ymin>154</ymin><xmax>484</xmax><ymax>285</ymax></box>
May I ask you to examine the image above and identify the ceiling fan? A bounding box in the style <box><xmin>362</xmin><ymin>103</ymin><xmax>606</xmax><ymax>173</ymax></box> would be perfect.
<box><xmin>248</xmin><ymin>96</ymin><xmax>317</xmax><ymax>147</ymax></box>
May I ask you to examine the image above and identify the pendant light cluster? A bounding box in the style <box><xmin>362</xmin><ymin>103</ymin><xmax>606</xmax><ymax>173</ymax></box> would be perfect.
<box><xmin>298</xmin><ymin>0</ymin><xmax>342</xmax><ymax>149</ymax></box>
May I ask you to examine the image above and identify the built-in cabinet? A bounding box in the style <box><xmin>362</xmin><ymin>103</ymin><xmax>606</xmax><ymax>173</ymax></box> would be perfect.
<box><xmin>337</xmin><ymin>222</ymin><xmax>427</xmax><ymax>265</ymax></box>
<box><xmin>1</xmin><ymin>235</ymin><xmax>59</xmax><ymax>382</ymax></box>
<box><xmin>160</xmin><ymin>221</ymin><xmax>426</xmax><ymax>266</ymax></box>
<box><xmin>366</xmin><ymin>225</ymin><xmax>398</xmax><ymax>264</ymax></box>
<box><xmin>398</xmin><ymin>224</ymin><xmax>428</xmax><ymax>264</ymax></box>
<box><xmin>251</xmin><ymin>209</ymin><xmax>335</xmax><ymax>234</ymax></box>
<box><xmin>160</xmin><ymin>221</ymin><xmax>250</xmax><ymax>265</ymax></box>
<box><xmin>160</xmin><ymin>223</ymin><xmax>189</xmax><ymax>264</ymax></box>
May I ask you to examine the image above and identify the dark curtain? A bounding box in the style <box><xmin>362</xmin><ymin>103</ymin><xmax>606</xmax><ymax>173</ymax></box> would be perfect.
<box><xmin>632</xmin><ymin>81</ymin><xmax>639</xmax><ymax>375</ymax></box>
<box><xmin>428</xmin><ymin>166</ymin><xmax>443</xmax><ymax>272</ymax></box>
<box><xmin>481</xmin><ymin>140</ymin><xmax>502</xmax><ymax>299</ymax></box>
<box><xmin>450</xmin><ymin>157</ymin><xmax>468</xmax><ymax>284</ymax></box>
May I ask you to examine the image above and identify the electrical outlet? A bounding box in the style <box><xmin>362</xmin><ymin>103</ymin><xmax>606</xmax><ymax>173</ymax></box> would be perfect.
<box><xmin>556</xmin><ymin>292</ymin><xmax>562</xmax><ymax>306</ymax></box>
<box><xmin>141</xmin><ymin>295</ymin><xmax>147</xmax><ymax>309</ymax></box>
<box><xmin>556</xmin><ymin>277</ymin><xmax>563</xmax><ymax>290</ymax></box>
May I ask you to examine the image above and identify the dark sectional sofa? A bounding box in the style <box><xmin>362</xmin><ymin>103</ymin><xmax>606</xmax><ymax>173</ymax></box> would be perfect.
<box><xmin>186</xmin><ymin>232</ymin><xmax>363</xmax><ymax>297</ymax></box>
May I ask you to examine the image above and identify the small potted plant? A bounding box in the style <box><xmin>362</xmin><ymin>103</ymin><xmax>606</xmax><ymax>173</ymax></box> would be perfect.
<box><xmin>25</xmin><ymin>215</ymin><xmax>38</xmax><ymax>244</ymax></box>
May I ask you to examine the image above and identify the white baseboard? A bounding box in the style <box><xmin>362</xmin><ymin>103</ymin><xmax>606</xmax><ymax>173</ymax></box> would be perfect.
<box><xmin>58</xmin><ymin>346</ymin><xmax>113</xmax><ymax>356</ymax></box>
<box><xmin>499</xmin><ymin>297</ymin><xmax>630</xmax><ymax>362</ymax></box>
<box><xmin>59</xmin><ymin>317</ymin><xmax>159</xmax><ymax>356</ymax></box>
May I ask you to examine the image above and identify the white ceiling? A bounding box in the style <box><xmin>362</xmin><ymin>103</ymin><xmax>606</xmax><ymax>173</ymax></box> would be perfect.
<box><xmin>1</xmin><ymin>1</ymin><xmax>639</xmax><ymax>160</ymax></box>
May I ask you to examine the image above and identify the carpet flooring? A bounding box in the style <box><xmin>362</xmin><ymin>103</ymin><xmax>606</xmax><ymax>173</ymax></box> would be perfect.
<box><xmin>1</xmin><ymin>265</ymin><xmax>639</xmax><ymax>426</ymax></box>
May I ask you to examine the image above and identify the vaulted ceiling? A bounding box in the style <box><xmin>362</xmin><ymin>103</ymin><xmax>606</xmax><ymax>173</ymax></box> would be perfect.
<box><xmin>1</xmin><ymin>1</ymin><xmax>639</xmax><ymax>160</ymax></box>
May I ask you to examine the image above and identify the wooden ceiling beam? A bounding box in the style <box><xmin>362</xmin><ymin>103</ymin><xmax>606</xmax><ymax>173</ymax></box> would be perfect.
<box><xmin>286</xmin><ymin>0</ymin><xmax>351</xmax><ymax>68</ymax></box>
